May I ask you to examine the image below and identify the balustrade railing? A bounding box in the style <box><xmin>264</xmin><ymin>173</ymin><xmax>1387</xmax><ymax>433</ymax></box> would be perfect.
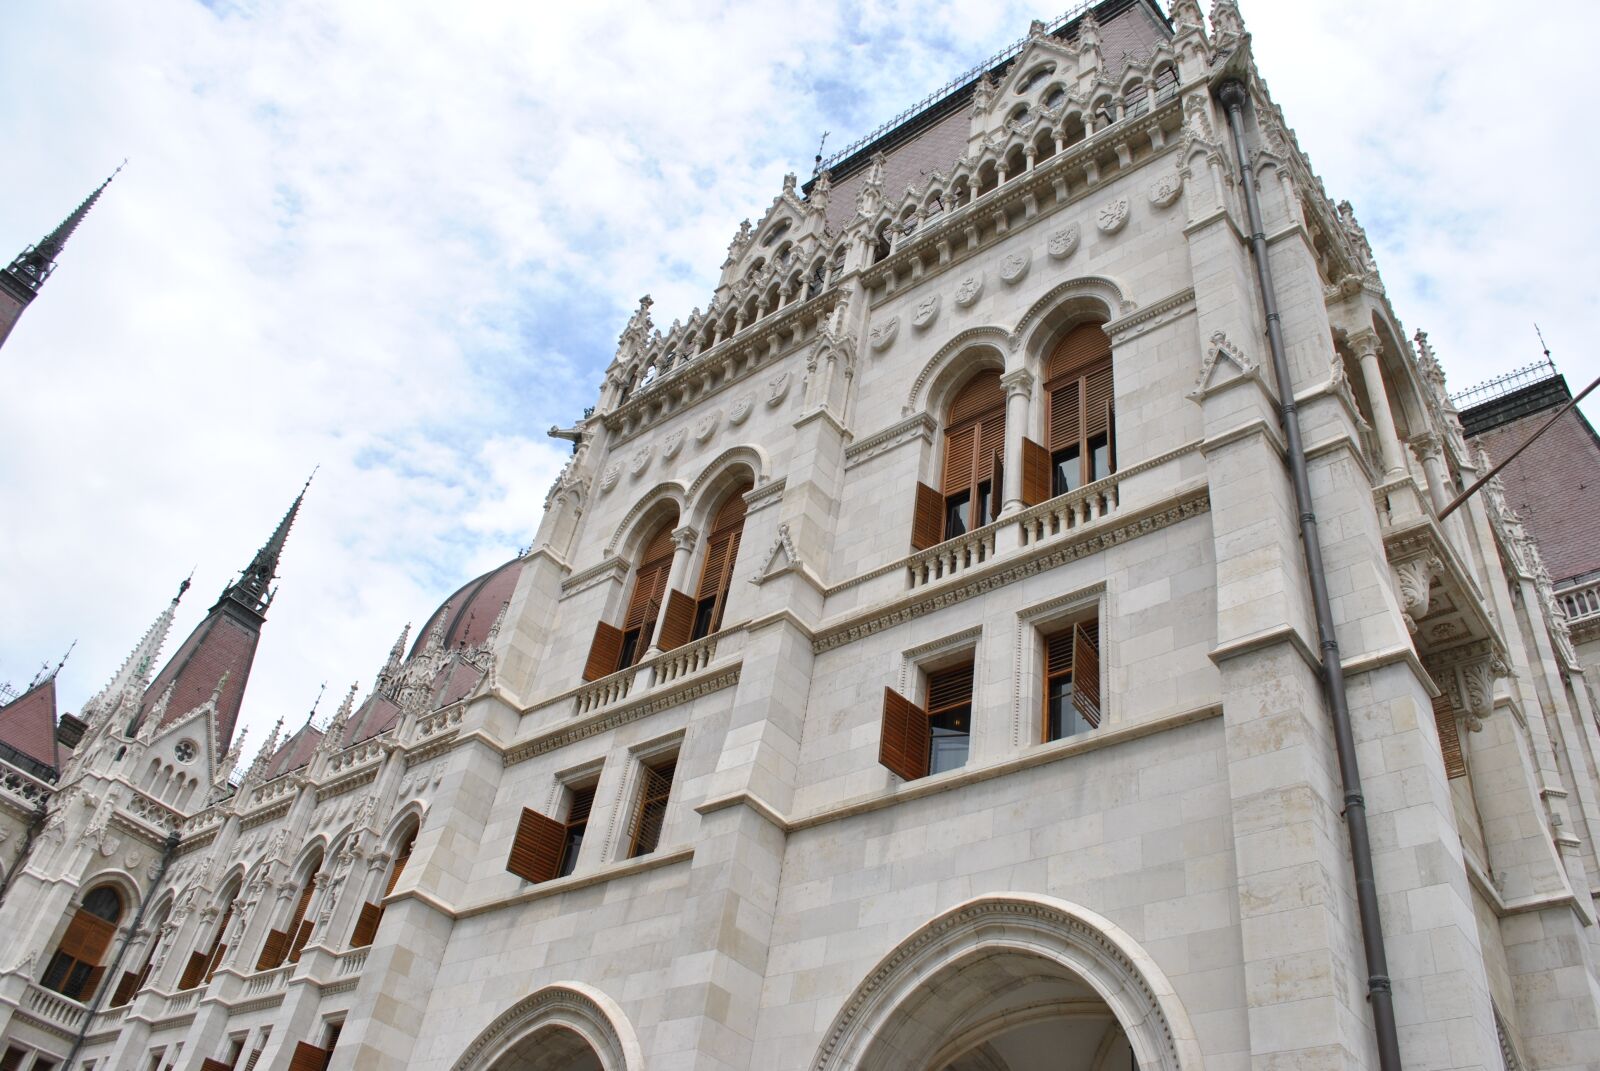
<box><xmin>25</xmin><ymin>984</ymin><xmax>88</xmax><ymax>1032</ymax></box>
<box><xmin>338</xmin><ymin>948</ymin><xmax>369</xmax><ymax>977</ymax></box>
<box><xmin>245</xmin><ymin>964</ymin><xmax>293</xmax><ymax>996</ymax></box>
<box><xmin>648</xmin><ymin>635</ymin><xmax>718</xmax><ymax>688</ymax></box>
<box><xmin>1015</xmin><ymin>475</ymin><xmax>1121</xmax><ymax>547</ymax></box>
<box><xmin>907</xmin><ymin>527</ymin><xmax>997</xmax><ymax>590</ymax></box>
<box><xmin>570</xmin><ymin>632</ymin><xmax>735</xmax><ymax>718</ymax></box>
<box><xmin>1</xmin><ymin>766</ymin><xmax>53</xmax><ymax>808</ymax></box>
<box><xmin>1558</xmin><ymin>577</ymin><xmax>1600</xmax><ymax>626</ymax></box>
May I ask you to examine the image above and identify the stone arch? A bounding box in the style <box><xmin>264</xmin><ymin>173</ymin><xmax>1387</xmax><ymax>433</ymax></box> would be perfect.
<box><xmin>812</xmin><ymin>893</ymin><xmax>1200</xmax><ymax>1071</ymax></box>
<box><xmin>686</xmin><ymin>445</ymin><xmax>769</xmax><ymax>518</ymax></box>
<box><xmin>75</xmin><ymin>868</ymin><xmax>142</xmax><ymax>918</ymax></box>
<box><xmin>451</xmin><ymin>982</ymin><xmax>644</xmax><ymax>1071</ymax></box>
<box><xmin>382</xmin><ymin>800</ymin><xmax>427</xmax><ymax>853</ymax></box>
<box><xmin>1012</xmin><ymin>277</ymin><xmax>1133</xmax><ymax>364</ymax></box>
<box><xmin>906</xmin><ymin>326</ymin><xmax>1012</xmax><ymax>416</ymax></box>
<box><xmin>603</xmin><ymin>482</ymin><xmax>689</xmax><ymax>558</ymax></box>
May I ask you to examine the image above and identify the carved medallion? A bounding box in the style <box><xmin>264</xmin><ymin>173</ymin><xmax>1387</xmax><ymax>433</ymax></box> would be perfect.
<box><xmin>1046</xmin><ymin>224</ymin><xmax>1080</xmax><ymax>260</ymax></box>
<box><xmin>599</xmin><ymin>463</ymin><xmax>621</xmax><ymax>493</ymax></box>
<box><xmin>869</xmin><ymin>316</ymin><xmax>899</xmax><ymax>352</ymax></box>
<box><xmin>1097</xmin><ymin>197</ymin><xmax>1131</xmax><ymax>234</ymax></box>
<box><xmin>729</xmin><ymin>394</ymin><xmax>755</xmax><ymax>426</ymax></box>
<box><xmin>693</xmin><ymin>411</ymin><xmax>721</xmax><ymax>442</ymax></box>
<box><xmin>628</xmin><ymin>447</ymin><xmax>652</xmax><ymax>477</ymax></box>
<box><xmin>954</xmin><ymin>273</ymin><xmax>984</xmax><ymax>307</ymax></box>
<box><xmin>662</xmin><ymin>428</ymin><xmax>686</xmax><ymax>460</ymax></box>
<box><xmin>911</xmin><ymin>294</ymin><xmax>941</xmax><ymax>329</ymax></box>
<box><xmin>999</xmin><ymin>251</ymin><xmax>1031</xmax><ymax>284</ymax></box>
<box><xmin>1148</xmin><ymin>173</ymin><xmax>1183</xmax><ymax>209</ymax></box>
<box><xmin>766</xmin><ymin>371</ymin><xmax>792</xmax><ymax>407</ymax></box>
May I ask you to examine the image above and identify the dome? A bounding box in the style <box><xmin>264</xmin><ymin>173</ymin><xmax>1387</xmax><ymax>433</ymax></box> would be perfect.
<box><xmin>410</xmin><ymin>557</ymin><xmax>522</xmax><ymax>658</ymax></box>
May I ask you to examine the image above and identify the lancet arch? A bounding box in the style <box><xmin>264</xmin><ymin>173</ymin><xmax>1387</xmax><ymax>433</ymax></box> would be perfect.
<box><xmin>451</xmin><ymin>982</ymin><xmax>643</xmax><ymax>1071</ymax></box>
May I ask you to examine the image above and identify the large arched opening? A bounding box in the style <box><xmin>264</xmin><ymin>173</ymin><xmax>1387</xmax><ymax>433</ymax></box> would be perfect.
<box><xmin>814</xmin><ymin>894</ymin><xmax>1199</xmax><ymax>1071</ymax></box>
<box><xmin>451</xmin><ymin>983</ymin><xmax>643</xmax><ymax>1071</ymax></box>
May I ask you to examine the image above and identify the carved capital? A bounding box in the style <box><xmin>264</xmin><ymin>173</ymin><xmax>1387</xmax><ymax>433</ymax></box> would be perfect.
<box><xmin>1000</xmin><ymin>368</ymin><xmax>1035</xmax><ymax>400</ymax></box>
<box><xmin>671</xmin><ymin>525</ymin><xmax>700</xmax><ymax>553</ymax></box>
<box><xmin>1346</xmin><ymin>328</ymin><xmax>1381</xmax><ymax>362</ymax></box>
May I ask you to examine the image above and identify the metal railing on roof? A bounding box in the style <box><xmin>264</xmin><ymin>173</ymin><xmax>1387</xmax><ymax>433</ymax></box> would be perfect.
<box><xmin>816</xmin><ymin>1</ymin><xmax>1095</xmax><ymax>175</ymax></box>
<box><xmin>1450</xmin><ymin>358</ymin><xmax>1559</xmax><ymax>410</ymax></box>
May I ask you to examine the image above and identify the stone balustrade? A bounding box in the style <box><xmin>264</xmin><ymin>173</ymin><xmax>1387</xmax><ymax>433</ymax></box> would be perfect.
<box><xmin>1</xmin><ymin>766</ymin><xmax>53</xmax><ymax>809</ymax></box>
<box><xmin>906</xmin><ymin>525</ymin><xmax>998</xmax><ymax>590</ymax></box>
<box><xmin>1015</xmin><ymin>474</ymin><xmax>1121</xmax><ymax>548</ymax></box>
<box><xmin>338</xmin><ymin>947</ymin><xmax>369</xmax><ymax>977</ymax></box>
<box><xmin>647</xmin><ymin>635</ymin><xmax>719</xmax><ymax>688</ymax></box>
<box><xmin>1558</xmin><ymin>576</ymin><xmax>1600</xmax><ymax>627</ymax></box>
<box><xmin>24</xmin><ymin>983</ymin><xmax>88</xmax><ymax>1033</ymax></box>
<box><xmin>245</xmin><ymin>964</ymin><xmax>293</xmax><ymax>997</ymax></box>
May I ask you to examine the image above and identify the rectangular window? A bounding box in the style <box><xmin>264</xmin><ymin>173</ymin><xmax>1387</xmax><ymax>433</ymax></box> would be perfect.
<box><xmin>1042</xmin><ymin>620</ymin><xmax>1101</xmax><ymax>741</ymax></box>
<box><xmin>558</xmin><ymin>784</ymin><xmax>596</xmax><ymax>878</ymax></box>
<box><xmin>628</xmin><ymin>757</ymin><xmax>676</xmax><ymax>858</ymax></box>
<box><xmin>506</xmin><ymin>807</ymin><xmax>566</xmax><ymax>884</ymax></box>
<box><xmin>1</xmin><ymin>1046</ymin><xmax>26</xmax><ymax>1071</ymax></box>
<box><xmin>879</xmin><ymin>658</ymin><xmax>975</xmax><ymax>781</ymax></box>
<box><xmin>1047</xmin><ymin>361</ymin><xmax>1115</xmax><ymax>496</ymax></box>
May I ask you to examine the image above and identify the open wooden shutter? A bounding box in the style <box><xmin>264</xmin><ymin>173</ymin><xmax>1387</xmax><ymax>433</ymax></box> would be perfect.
<box><xmin>658</xmin><ymin>588</ymin><xmax>696</xmax><ymax>651</ymax></box>
<box><xmin>81</xmin><ymin>964</ymin><xmax>106</xmax><ymax>1000</ymax></box>
<box><xmin>111</xmin><ymin>968</ymin><xmax>141</xmax><ymax>1007</ymax></box>
<box><xmin>506</xmin><ymin>807</ymin><xmax>565</xmax><ymax>883</ymax></box>
<box><xmin>911</xmin><ymin>483</ymin><xmax>945</xmax><ymax>550</ymax></box>
<box><xmin>1021</xmin><ymin>438</ymin><xmax>1051</xmax><ymax>506</ymax></box>
<box><xmin>256</xmin><ymin>928</ymin><xmax>290</xmax><ymax>971</ymax></box>
<box><xmin>349</xmin><ymin>902</ymin><xmax>383</xmax><ymax>949</ymax></box>
<box><xmin>1431</xmin><ymin>694</ymin><xmax>1466</xmax><ymax>779</ymax></box>
<box><xmin>1071</xmin><ymin>623</ymin><xmax>1101</xmax><ymax>728</ymax></box>
<box><xmin>179</xmin><ymin>950</ymin><xmax>207</xmax><ymax>990</ymax></box>
<box><xmin>582</xmin><ymin>622</ymin><xmax>624</xmax><ymax>682</ymax></box>
<box><xmin>629</xmin><ymin>760</ymin><xmax>676</xmax><ymax>857</ymax></box>
<box><xmin>1048</xmin><ymin>380</ymin><xmax>1080</xmax><ymax>451</ymax></box>
<box><xmin>942</xmin><ymin>424</ymin><xmax>977</xmax><ymax>495</ymax></box>
<box><xmin>1083</xmin><ymin>364</ymin><xmax>1114</xmax><ymax>441</ymax></box>
<box><xmin>879</xmin><ymin>687</ymin><xmax>930</xmax><ymax>781</ymax></box>
<box><xmin>201</xmin><ymin>1059</ymin><xmax>234</xmax><ymax>1071</ymax></box>
<box><xmin>386</xmin><ymin>835</ymin><xmax>414</xmax><ymax>896</ymax></box>
<box><xmin>287</xmin><ymin>1042</ymin><xmax>333</xmax><ymax>1071</ymax></box>
<box><xmin>59</xmin><ymin>911</ymin><xmax>116</xmax><ymax>967</ymax></box>
<box><xmin>287</xmin><ymin>919</ymin><xmax>314</xmax><ymax>963</ymax></box>
<box><xmin>988</xmin><ymin>447</ymin><xmax>1004</xmax><ymax>516</ymax></box>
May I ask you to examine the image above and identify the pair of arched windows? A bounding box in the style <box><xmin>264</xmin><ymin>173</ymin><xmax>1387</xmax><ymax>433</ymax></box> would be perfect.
<box><xmin>582</xmin><ymin>481</ymin><xmax>753</xmax><ymax>681</ymax></box>
<box><xmin>41</xmin><ymin>885</ymin><xmax>123</xmax><ymax>1002</ymax></box>
<box><xmin>257</xmin><ymin>848</ymin><xmax>322</xmax><ymax>971</ymax></box>
<box><xmin>911</xmin><ymin>322</ymin><xmax>1115</xmax><ymax>549</ymax></box>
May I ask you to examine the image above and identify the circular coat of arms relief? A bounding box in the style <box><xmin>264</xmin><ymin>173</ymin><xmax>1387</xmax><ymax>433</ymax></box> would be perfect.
<box><xmin>728</xmin><ymin>394</ymin><xmax>755</xmax><ymax>426</ymax></box>
<box><xmin>912</xmin><ymin>294</ymin><xmax>941</xmax><ymax>329</ymax></box>
<box><xmin>1047</xmin><ymin>224</ymin><xmax>1080</xmax><ymax>260</ymax></box>
<box><xmin>954</xmin><ymin>273</ymin><xmax>984</xmax><ymax>307</ymax></box>
<box><xmin>869</xmin><ymin>316</ymin><xmax>900</xmax><ymax>352</ymax></box>
<box><xmin>599</xmin><ymin>463</ymin><xmax>621</xmax><ymax>493</ymax></box>
<box><xmin>1148</xmin><ymin>173</ymin><xmax>1183</xmax><ymax>209</ymax></box>
<box><xmin>693</xmin><ymin>411</ymin><xmax>721</xmax><ymax>442</ymax></box>
<box><xmin>1097</xmin><ymin>197</ymin><xmax>1131</xmax><ymax>234</ymax></box>
<box><xmin>999</xmin><ymin>251</ymin><xmax>1031</xmax><ymax>284</ymax></box>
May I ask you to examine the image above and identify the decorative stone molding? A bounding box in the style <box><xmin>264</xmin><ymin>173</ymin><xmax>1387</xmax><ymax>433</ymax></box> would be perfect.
<box><xmin>999</xmin><ymin>250</ymin><xmax>1032</xmax><ymax>284</ymax></box>
<box><xmin>662</xmin><ymin>428</ymin><xmax>686</xmax><ymax>460</ymax></box>
<box><xmin>670</xmin><ymin>525</ymin><xmax>700</xmax><ymax>553</ymax></box>
<box><xmin>1393</xmin><ymin>554</ymin><xmax>1443</xmax><ymax>634</ymax></box>
<box><xmin>911</xmin><ymin>293</ymin><xmax>941</xmax><ymax>330</ymax></box>
<box><xmin>751</xmin><ymin>523</ymin><xmax>803</xmax><ymax>584</ymax></box>
<box><xmin>504</xmin><ymin>666</ymin><xmax>741</xmax><ymax>765</ymax></box>
<box><xmin>450</xmin><ymin>982</ymin><xmax>644</xmax><ymax>1071</ymax></box>
<box><xmin>765</xmin><ymin>371</ymin><xmax>792</xmax><ymax>407</ymax></box>
<box><xmin>1186</xmin><ymin>330</ymin><xmax>1258</xmax><ymax>401</ymax></box>
<box><xmin>869</xmin><ymin>316</ymin><xmax>900</xmax><ymax>352</ymax></box>
<box><xmin>1000</xmin><ymin>367</ymin><xmax>1035</xmax><ymax>400</ymax></box>
<box><xmin>1008</xmin><ymin>276</ymin><xmax>1135</xmax><ymax>353</ymax></box>
<box><xmin>743</xmin><ymin>477</ymin><xmax>786</xmax><ymax>515</ymax></box>
<box><xmin>905</xmin><ymin>327</ymin><xmax>1010</xmax><ymax>414</ymax></box>
<box><xmin>1047</xmin><ymin>224</ymin><xmax>1081</xmax><ymax>260</ymax></box>
<box><xmin>1148</xmin><ymin>172</ymin><xmax>1183</xmax><ymax>209</ymax></box>
<box><xmin>728</xmin><ymin>393</ymin><xmax>755</xmax><ymax>426</ymax></box>
<box><xmin>1096</xmin><ymin>197</ymin><xmax>1131</xmax><ymax>234</ymax></box>
<box><xmin>693</xmin><ymin>410</ymin><xmax>721</xmax><ymax>443</ymax></box>
<box><xmin>811</xmin><ymin>894</ymin><xmax>1198</xmax><ymax>1071</ymax></box>
<box><xmin>559</xmin><ymin>557</ymin><xmax>630</xmax><ymax>599</ymax></box>
<box><xmin>1103</xmin><ymin>287</ymin><xmax>1195</xmax><ymax>343</ymax></box>
<box><xmin>844</xmin><ymin>412</ymin><xmax>938</xmax><ymax>470</ymax></box>
<box><xmin>954</xmin><ymin>272</ymin><xmax>985</xmax><ymax>307</ymax></box>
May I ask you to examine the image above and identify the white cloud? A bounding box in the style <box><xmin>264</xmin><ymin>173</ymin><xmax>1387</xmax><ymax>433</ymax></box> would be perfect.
<box><xmin>1</xmin><ymin>0</ymin><xmax>1594</xmax><ymax>762</ymax></box>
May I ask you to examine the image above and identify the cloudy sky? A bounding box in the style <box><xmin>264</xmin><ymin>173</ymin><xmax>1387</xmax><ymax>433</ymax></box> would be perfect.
<box><xmin>1</xmin><ymin>1</ymin><xmax>1594</xmax><ymax>765</ymax></box>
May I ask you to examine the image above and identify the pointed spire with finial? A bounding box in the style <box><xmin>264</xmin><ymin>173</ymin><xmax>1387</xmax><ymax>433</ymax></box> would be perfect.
<box><xmin>3</xmin><ymin>162</ymin><xmax>124</xmax><ymax>300</ymax></box>
<box><xmin>376</xmin><ymin>623</ymin><xmax>411</xmax><ymax>695</ymax></box>
<box><xmin>218</xmin><ymin>470</ymin><xmax>314</xmax><ymax>619</ymax></box>
<box><xmin>85</xmin><ymin>575</ymin><xmax>190</xmax><ymax>721</ymax></box>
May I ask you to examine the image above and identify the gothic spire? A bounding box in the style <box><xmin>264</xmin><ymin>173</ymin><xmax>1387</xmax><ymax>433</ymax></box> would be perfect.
<box><xmin>84</xmin><ymin>574</ymin><xmax>189</xmax><ymax>720</ymax></box>
<box><xmin>217</xmin><ymin>472</ymin><xmax>313</xmax><ymax>620</ymax></box>
<box><xmin>3</xmin><ymin>163</ymin><xmax>123</xmax><ymax>299</ymax></box>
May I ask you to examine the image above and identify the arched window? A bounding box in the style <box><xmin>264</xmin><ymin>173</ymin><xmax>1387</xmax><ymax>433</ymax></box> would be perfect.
<box><xmin>912</xmin><ymin>371</ymin><xmax>1006</xmax><ymax>549</ymax></box>
<box><xmin>179</xmin><ymin>879</ymin><xmax>239</xmax><ymax>989</ymax></box>
<box><xmin>1044</xmin><ymin>324</ymin><xmax>1116</xmax><ymax>495</ymax></box>
<box><xmin>690</xmin><ymin>483</ymin><xmax>752</xmax><ymax>641</ymax></box>
<box><xmin>110</xmin><ymin>898</ymin><xmax>170</xmax><ymax>1006</ymax></box>
<box><xmin>258</xmin><ymin>850</ymin><xmax>322</xmax><ymax>971</ymax></box>
<box><xmin>41</xmin><ymin>885</ymin><xmax>124</xmax><ymax>1002</ymax></box>
<box><xmin>1122</xmin><ymin>81</ymin><xmax>1149</xmax><ymax>119</ymax></box>
<box><xmin>582</xmin><ymin>515</ymin><xmax>677</xmax><ymax>681</ymax></box>
<box><xmin>1154</xmin><ymin>65</ymin><xmax>1179</xmax><ymax>103</ymax></box>
<box><xmin>352</xmin><ymin>823</ymin><xmax>416</xmax><ymax>948</ymax></box>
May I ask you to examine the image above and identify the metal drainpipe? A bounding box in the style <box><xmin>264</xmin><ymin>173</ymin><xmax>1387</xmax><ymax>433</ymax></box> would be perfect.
<box><xmin>1216</xmin><ymin>80</ymin><xmax>1404</xmax><ymax>1071</ymax></box>
<box><xmin>62</xmin><ymin>829</ymin><xmax>181</xmax><ymax>1071</ymax></box>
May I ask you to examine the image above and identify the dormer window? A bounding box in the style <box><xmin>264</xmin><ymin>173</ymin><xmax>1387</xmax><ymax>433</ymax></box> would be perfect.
<box><xmin>1015</xmin><ymin>63</ymin><xmax>1055</xmax><ymax>94</ymax></box>
<box><xmin>761</xmin><ymin>219</ymin><xmax>791</xmax><ymax>247</ymax></box>
<box><xmin>1043</xmin><ymin>86</ymin><xmax>1066</xmax><ymax>110</ymax></box>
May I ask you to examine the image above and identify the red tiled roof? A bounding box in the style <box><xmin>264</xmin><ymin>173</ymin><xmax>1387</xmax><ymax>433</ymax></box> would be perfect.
<box><xmin>264</xmin><ymin>721</ymin><xmax>323</xmax><ymax>780</ymax></box>
<box><xmin>1471</xmin><ymin>405</ymin><xmax>1600</xmax><ymax>585</ymax></box>
<box><xmin>136</xmin><ymin>605</ymin><xmax>260</xmax><ymax>752</ymax></box>
<box><xmin>410</xmin><ymin>559</ymin><xmax>520</xmax><ymax>659</ymax></box>
<box><xmin>0</xmin><ymin>677</ymin><xmax>59</xmax><ymax>773</ymax></box>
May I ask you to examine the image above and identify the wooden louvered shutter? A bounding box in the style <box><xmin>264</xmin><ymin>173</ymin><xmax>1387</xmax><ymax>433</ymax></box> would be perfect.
<box><xmin>941</xmin><ymin>424</ymin><xmax>977</xmax><ymax>494</ymax></box>
<box><xmin>507</xmin><ymin>807</ymin><xmax>565</xmax><ymax>883</ymax></box>
<box><xmin>698</xmin><ymin>533</ymin><xmax>731</xmax><ymax>600</ymax></box>
<box><xmin>1021</xmin><ymin>438</ymin><xmax>1051</xmax><ymax>506</ymax></box>
<box><xmin>81</xmin><ymin>964</ymin><xmax>106</xmax><ymax>1000</ymax></box>
<box><xmin>387</xmin><ymin>834</ymin><xmax>414</xmax><ymax>896</ymax></box>
<box><xmin>349</xmin><ymin>902</ymin><xmax>383</xmax><ymax>949</ymax></box>
<box><xmin>202</xmin><ymin>1059</ymin><xmax>234</xmax><ymax>1071</ymax></box>
<box><xmin>911</xmin><ymin>483</ymin><xmax>945</xmax><ymax>550</ymax></box>
<box><xmin>988</xmin><ymin>443</ymin><xmax>1004</xmax><ymax>514</ymax></box>
<box><xmin>879</xmin><ymin>687</ymin><xmax>930</xmax><ymax>781</ymax></box>
<box><xmin>980</xmin><ymin>413</ymin><xmax>1005</xmax><ymax>465</ymax></box>
<box><xmin>283</xmin><ymin>878</ymin><xmax>316</xmax><ymax>963</ymax></box>
<box><xmin>927</xmin><ymin>664</ymin><xmax>975</xmax><ymax>713</ymax></box>
<box><xmin>111</xmin><ymin>968</ymin><xmax>140</xmax><ymax>1007</ymax></box>
<box><xmin>1071</xmin><ymin>623</ymin><xmax>1101</xmax><ymax>728</ymax></box>
<box><xmin>1083</xmin><ymin>363</ymin><xmax>1114</xmax><ymax>440</ymax></box>
<box><xmin>1431</xmin><ymin>694</ymin><xmax>1466</xmax><ymax>779</ymax></box>
<box><xmin>288</xmin><ymin>1042</ymin><xmax>332</xmax><ymax>1071</ymax></box>
<box><xmin>179</xmin><ymin>950</ymin><xmax>208</xmax><ymax>990</ymax></box>
<box><xmin>658</xmin><ymin>589</ymin><xmax>696</xmax><ymax>651</ymax></box>
<box><xmin>624</xmin><ymin>565</ymin><xmax>666</xmax><ymax>630</ymax></box>
<box><xmin>59</xmin><ymin>910</ymin><xmax>116</xmax><ymax>966</ymax></box>
<box><xmin>256</xmin><ymin>928</ymin><xmax>290</xmax><ymax>971</ymax></box>
<box><xmin>582</xmin><ymin>622</ymin><xmax>624</xmax><ymax>681</ymax></box>
<box><xmin>1048</xmin><ymin>380</ymin><xmax>1080</xmax><ymax>451</ymax></box>
<box><xmin>1048</xmin><ymin>324</ymin><xmax>1111</xmax><ymax>380</ymax></box>
<box><xmin>629</xmin><ymin>759</ymin><xmax>676</xmax><ymax>857</ymax></box>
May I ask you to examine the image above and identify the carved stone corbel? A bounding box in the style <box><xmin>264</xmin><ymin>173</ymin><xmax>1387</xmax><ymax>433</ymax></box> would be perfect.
<box><xmin>1393</xmin><ymin>555</ymin><xmax>1443</xmax><ymax>634</ymax></box>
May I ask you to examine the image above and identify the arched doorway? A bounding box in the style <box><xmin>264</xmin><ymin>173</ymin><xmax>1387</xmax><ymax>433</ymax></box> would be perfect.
<box><xmin>813</xmin><ymin>894</ymin><xmax>1200</xmax><ymax>1071</ymax></box>
<box><xmin>451</xmin><ymin>983</ymin><xmax>642</xmax><ymax>1071</ymax></box>
<box><xmin>487</xmin><ymin>1025</ymin><xmax>603</xmax><ymax>1071</ymax></box>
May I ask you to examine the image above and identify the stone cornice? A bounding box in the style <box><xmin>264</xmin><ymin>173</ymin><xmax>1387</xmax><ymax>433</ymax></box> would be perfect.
<box><xmin>843</xmin><ymin>412</ymin><xmax>937</xmax><ymax>470</ymax></box>
<box><xmin>1103</xmin><ymin>286</ymin><xmax>1196</xmax><ymax>342</ymax></box>
<box><xmin>559</xmin><ymin>556</ymin><xmax>629</xmax><ymax>599</ymax></box>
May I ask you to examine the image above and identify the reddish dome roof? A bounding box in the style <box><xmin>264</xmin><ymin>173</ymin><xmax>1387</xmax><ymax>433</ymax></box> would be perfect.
<box><xmin>410</xmin><ymin>558</ymin><xmax>522</xmax><ymax>658</ymax></box>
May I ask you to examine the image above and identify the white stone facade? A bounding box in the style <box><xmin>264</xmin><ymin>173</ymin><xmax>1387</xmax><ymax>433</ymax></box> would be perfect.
<box><xmin>4</xmin><ymin>3</ymin><xmax>1600</xmax><ymax>1070</ymax></box>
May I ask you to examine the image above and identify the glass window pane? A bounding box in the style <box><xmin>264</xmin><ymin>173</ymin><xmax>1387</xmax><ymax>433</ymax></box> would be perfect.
<box><xmin>1052</xmin><ymin>448</ymin><xmax>1081</xmax><ymax>496</ymax></box>
<box><xmin>1089</xmin><ymin>434</ymin><xmax>1111</xmax><ymax>482</ymax></box>
<box><xmin>944</xmin><ymin>492</ymin><xmax>971</xmax><ymax>539</ymax></box>
<box><xmin>929</xmin><ymin>703</ymin><xmax>971</xmax><ymax>774</ymax></box>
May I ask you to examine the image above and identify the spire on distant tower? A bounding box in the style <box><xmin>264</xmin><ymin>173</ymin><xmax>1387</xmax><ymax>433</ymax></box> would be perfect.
<box><xmin>82</xmin><ymin>574</ymin><xmax>189</xmax><ymax>722</ymax></box>
<box><xmin>217</xmin><ymin>470</ymin><xmax>314</xmax><ymax>620</ymax></box>
<box><xmin>0</xmin><ymin>163</ymin><xmax>123</xmax><ymax>352</ymax></box>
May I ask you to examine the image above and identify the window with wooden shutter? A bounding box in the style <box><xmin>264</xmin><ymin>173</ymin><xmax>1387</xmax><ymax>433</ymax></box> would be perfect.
<box><xmin>1431</xmin><ymin>694</ymin><xmax>1467</xmax><ymax>779</ymax></box>
<box><xmin>691</xmin><ymin>483</ymin><xmax>752</xmax><ymax>640</ymax></box>
<box><xmin>1044</xmin><ymin>325</ymin><xmax>1115</xmax><ymax>496</ymax></box>
<box><xmin>658</xmin><ymin>588</ymin><xmax>697</xmax><ymax>651</ymax></box>
<box><xmin>506</xmin><ymin>807</ymin><xmax>566</xmax><ymax>883</ymax></box>
<box><xmin>628</xmin><ymin>757</ymin><xmax>676</xmax><ymax>858</ymax></box>
<box><xmin>878</xmin><ymin>687</ymin><xmax>930</xmax><ymax>781</ymax></box>
<box><xmin>255</xmin><ymin>929</ymin><xmax>290</xmax><ymax>972</ymax></box>
<box><xmin>1043</xmin><ymin>618</ymin><xmax>1100</xmax><ymax>741</ymax></box>
<box><xmin>937</xmin><ymin>372</ymin><xmax>1006</xmax><ymax>541</ymax></box>
<box><xmin>110</xmin><ymin>969</ymin><xmax>141</xmax><ymax>1007</ymax></box>
<box><xmin>926</xmin><ymin>663</ymin><xmax>975</xmax><ymax>774</ymax></box>
<box><xmin>582</xmin><ymin>622</ymin><xmax>625</xmax><ymax>682</ymax></box>
<box><xmin>1021</xmin><ymin>438</ymin><xmax>1051</xmax><ymax>507</ymax></box>
<box><xmin>42</xmin><ymin>887</ymin><xmax>122</xmax><ymax>1001</ymax></box>
<box><xmin>911</xmin><ymin>483</ymin><xmax>945</xmax><ymax>551</ymax></box>
<box><xmin>179</xmin><ymin>950</ymin><xmax>208</xmax><ymax>991</ymax></box>
<box><xmin>287</xmin><ymin>1042</ymin><xmax>332</xmax><ymax>1071</ymax></box>
<box><xmin>352</xmin><ymin>823</ymin><xmax>415</xmax><ymax>947</ymax></box>
<box><xmin>348</xmin><ymin>902</ymin><xmax>383</xmax><ymax>949</ymax></box>
<box><xmin>201</xmin><ymin>1060</ymin><xmax>233</xmax><ymax>1071</ymax></box>
<box><xmin>558</xmin><ymin>783</ymin><xmax>596</xmax><ymax>878</ymax></box>
<box><xmin>280</xmin><ymin>859</ymin><xmax>320</xmax><ymax>966</ymax></box>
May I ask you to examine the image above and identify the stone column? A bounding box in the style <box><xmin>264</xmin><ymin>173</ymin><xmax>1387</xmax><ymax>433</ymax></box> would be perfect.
<box><xmin>998</xmin><ymin>369</ymin><xmax>1034</xmax><ymax>520</ymax></box>
<box><xmin>645</xmin><ymin>525</ymin><xmax>700</xmax><ymax>658</ymax></box>
<box><xmin>1410</xmin><ymin>432</ymin><xmax>1451</xmax><ymax>515</ymax></box>
<box><xmin>1351</xmin><ymin>331</ymin><xmax>1407</xmax><ymax>479</ymax></box>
